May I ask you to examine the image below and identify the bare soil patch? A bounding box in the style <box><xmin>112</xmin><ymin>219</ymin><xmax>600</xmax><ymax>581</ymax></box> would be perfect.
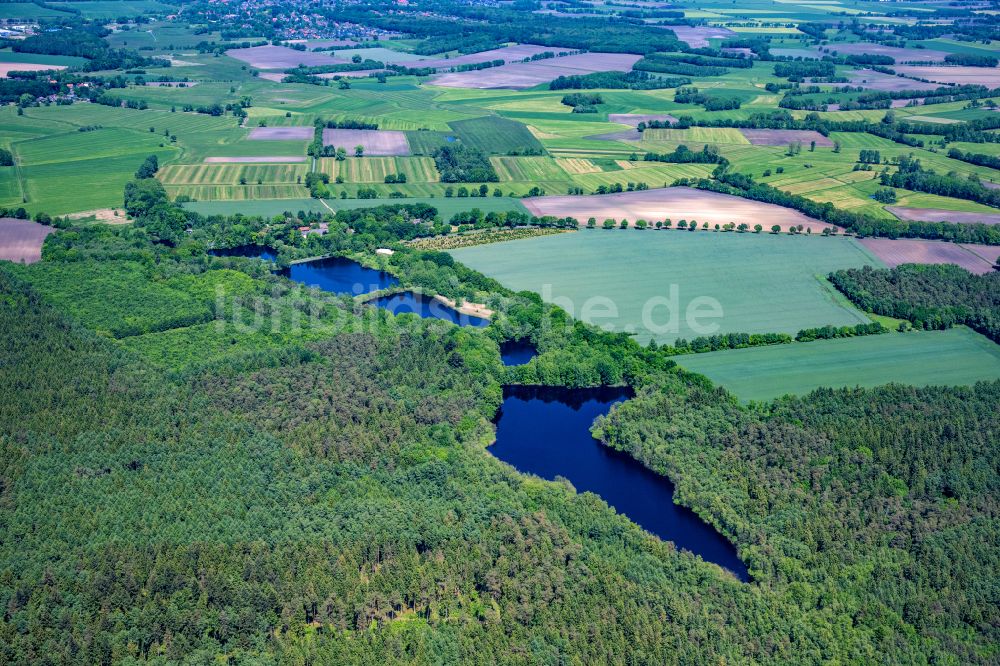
<box><xmin>887</xmin><ymin>206</ymin><xmax>1000</xmax><ymax>225</ymax></box>
<box><xmin>847</xmin><ymin>69</ymin><xmax>943</xmax><ymax>91</ymax></box>
<box><xmin>258</xmin><ymin>72</ymin><xmax>287</xmax><ymax>82</ymax></box>
<box><xmin>417</xmin><ymin>44</ymin><xmax>555</xmax><ymax>70</ymax></box>
<box><xmin>203</xmin><ymin>156</ymin><xmax>307</xmax><ymax>163</ymax></box>
<box><xmin>740</xmin><ymin>129</ymin><xmax>834</xmax><ymax>147</ymax></box>
<box><xmin>660</xmin><ymin>25</ymin><xmax>736</xmax><ymax>48</ymax></box>
<box><xmin>226</xmin><ymin>45</ymin><xmax>347</xmax><ymax>70</ymax></box>
<box><xmin>66</xmin><ymin>208</ymin><xmax>131</xmax><ymax>224</ymax></box>
<box><xmin>0</xmin><ymin>218</ymin><xmax>54</xmax><ymax>264</ymax></box>
<box><xmin>894</xmin><ymin>65</ymin><xmax>1000</xmax><ymax>87</ymax></box>
<box><xmin>0</xmin><ymin>63</ymin><xmax>65</xmax><ymax>77</ymax></box>
<box><xmin>858</xmin><ymin>237</ymin><xmax>996</xmax><ymax>274</ymax></box>
<box><xmin>521</xmin><ymin>186</ymin><xmax>833</xmax><ymax>231</ymax></box>
<box><xmin>321</xmin><ymin>129</ymin><xmax>410</xmax><ymax>156</ymax></box>
<box><xmin>430</xmin><ymin>53</ymin><xmax>641</xmax><ymax>89</ymax></box>
<box><xmin>248</xmin><ymin>126</ymin><xmax>314</xmax><ymax>141</ymax></box>
<box><xmin>608</xmin><ymin>113</ymin><xmax>678</xmax><ymax>127</ymax></box>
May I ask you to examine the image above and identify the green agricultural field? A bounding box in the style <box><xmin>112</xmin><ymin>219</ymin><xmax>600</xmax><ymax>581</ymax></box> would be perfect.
<box><xmin>158</xmin><ymin>163</ymin><xmax>306</xmax><ymax>186</ymax></box>
<box><xmin>0</xmin><ymin>50</ymin><xmax>88</xmax><ymax>67</ymax></box>
<box><xmin>449</xmin><ymin>116</ymin><xmax>545</xmax><ymax>155</ymax></box>
<box><xmin>319</xmin><ymin>157</ymin><xmax>440</xmax><ymax>183</ymax></box>
<box><xmin>676</xmin><ymin>327</ymin><xmax>1000</xmax><ymax>402</ymax></box>
<box><xmin>450</xmin><ymin>231</ymin><xmax>882</xmax><ymax>344</ymax></box>
<box><xmin>182</xmin><ymin>196</ymin><xmax>528</xmax><ymax>219</ymax></box>
<box><xmin>3</xmin><ymin>125</ymin><xmax>178</xmax><ymax>214</ymax></box>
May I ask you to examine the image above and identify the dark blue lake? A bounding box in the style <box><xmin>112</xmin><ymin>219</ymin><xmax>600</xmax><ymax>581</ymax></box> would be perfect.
<box><xmin>491</xmin><ymin>385</ymin><xmax>748</xmax><ymax>581</ymax></box>
<box><xmin>209</xmin><ymin>245</ymin><xmax>277</xmax><ymax>262</ymax></box>
<box><xmin>372</xmin><ymin>291</ymin><xmax>490</xmax><ymax>327</ymax></box>
<box><xmin>500</xmin><ymin>339</ymin><xmax>537</xmax><ymax>366</ymax></box>
<box><xmin>282</xmin><ymin>257</ymin><xmax>399</xmax><ymax>296</ymax></box>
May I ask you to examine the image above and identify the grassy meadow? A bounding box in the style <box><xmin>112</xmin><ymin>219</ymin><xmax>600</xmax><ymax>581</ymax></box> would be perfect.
<box><xmin>450</xmin><ymin>230</ymin><xmax>883</xmax><ymax>344</ymax></box>
<box><xmin>676</xmin><ymin>327</ymin><xmax>1000</xmax><ymax>401</ymax></box>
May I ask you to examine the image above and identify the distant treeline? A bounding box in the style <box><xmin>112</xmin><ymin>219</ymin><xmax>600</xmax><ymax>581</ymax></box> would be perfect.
<box><xmin>550</xmin><ymin>70</ymin><xmax>688</xmax><ymax>90</ymax></box>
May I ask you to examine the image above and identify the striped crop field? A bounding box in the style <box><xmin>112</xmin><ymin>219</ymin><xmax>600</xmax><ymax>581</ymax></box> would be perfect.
<box><xmin>555</xmin><ymin>158</ymin><xmax>603</xmax><ymax>175</ymax></box>
<box><xmin>643</xmin><ymin>127</ymin><xmax>751</xmax><ymax>145</ymax></box>
<box><xmin>157</xmin><ymin>163</ymin><xmax>307</xmax><ymax>186</ymax></box>
<box><xmin>319</xmin><ymin>157</ymin><xmax>439</xmax><ymax>183</ymax></box>
<box><xmin>163</xmin><ymin>184</ymin><xmax>308</xmax><ymax>200</ymax></box>
<box><xmin>570</xmin><ymin>163</ymin><xmax>715</xmax><ymax>190</ymax></box>
<box><xmin>490</xmin><ymin>157</ymin><xmax>570</xmax><ymax>183</ymax></box>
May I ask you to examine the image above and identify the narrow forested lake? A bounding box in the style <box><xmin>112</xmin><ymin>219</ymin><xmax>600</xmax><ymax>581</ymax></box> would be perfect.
<box><xmin>491</xmin><ymin>385</ymin><xmax>749</xmax><ymax>581</ymax></box>
<box><xmin>371</xmin><ymin>291</ymin><xmax>490</xmax><ymax>327</ymax></box>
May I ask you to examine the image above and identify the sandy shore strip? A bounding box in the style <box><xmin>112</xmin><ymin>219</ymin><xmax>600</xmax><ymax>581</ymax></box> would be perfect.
<box><xmin>434</xmin><ymin>295</ymin><xmax>493</xmax><ymax>319</ymax></box>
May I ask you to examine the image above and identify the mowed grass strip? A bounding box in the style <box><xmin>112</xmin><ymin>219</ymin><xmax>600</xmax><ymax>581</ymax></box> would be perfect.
<box><xmin>318</xmin><ymin>157</ymin><xmax>440</xmax><ymax>183</ymax></box>
<box><xmin>676</xmin><ymin>327</ymin><xmax>1000</xmax><ymax>402</ymax></box>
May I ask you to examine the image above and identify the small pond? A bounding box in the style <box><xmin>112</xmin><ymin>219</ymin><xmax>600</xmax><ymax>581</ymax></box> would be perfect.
<box><xmin>372</xmin><ymin>291</ymin><xmax>490</xmax><ymax>328</ymax></box>
<box><xmin>500</xmin><ymin>339</ymin><xmax>537</xmax><ymax>366</ymax></box>
<box><xmin>490</xmin><ymin>385</ymin><xmax>748</xmax><ymax>581</ymax></box>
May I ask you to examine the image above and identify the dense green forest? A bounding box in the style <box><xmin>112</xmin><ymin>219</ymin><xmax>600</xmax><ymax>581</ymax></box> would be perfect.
<box><xmin>830</xmin><ymin>264</ymin><xmax>1000</xmax><ymax>342</ymax></box>
<box><xmin>1</xmin><ymin>179</ymin><xmax>999</xmax><ymax>661</ymax></box>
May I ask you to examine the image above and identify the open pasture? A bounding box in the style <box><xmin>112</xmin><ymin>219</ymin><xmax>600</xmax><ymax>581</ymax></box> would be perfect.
<box><xmin>858</xmin><ymin>238</ymin><xmax>998</xmax><ymax>275</ymax></box>
<box><xmin>430</xmin><ymin>53</ymin><xmax>642</xmax><ymax>89</ymax></box>
<box><xmin>676</xmin><ymin>327</ymin><xmax>1000</xmax><ymax>402</ymax></box>
<box><xmin>450</xmin><ymin>230</ymin><xmax>879</xmax><ymax>343</ymax></box>
<box><xmin>8</xmin><ymin>127</ymin><xmax>177</xmax><ymax>214</ymax></box>
<box><xmin>740</xmin><ymin>129</ymin><xmax>834</xmax><ymax>147</ymax></box>
<box><xmin>521</xmin><ymin>186</ymin><xmax>833</xmax><ymax>231</ymax></box>
<box><xmin>248</xmin><ymin>126</ymin><xmax>313</xmax><ymax>141</ymax></box>
<box><xmin>226</xmin><ymin>45</ymin><xmax>346</xmax><ymax>70</ymax></box>
<box><xmin>322</xmin><ymin>129</ymin><xmax>410</xmax><ymax>155</ymax></box>
<box><xmin>318</xmin><ymin>156</ymin><xmax>439</xmax><ymax>183</ymax></box>
<box><xmin>0</xmin><ymin>219</ymin><xmax>54</xmax><ymax>264</ymax></box>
